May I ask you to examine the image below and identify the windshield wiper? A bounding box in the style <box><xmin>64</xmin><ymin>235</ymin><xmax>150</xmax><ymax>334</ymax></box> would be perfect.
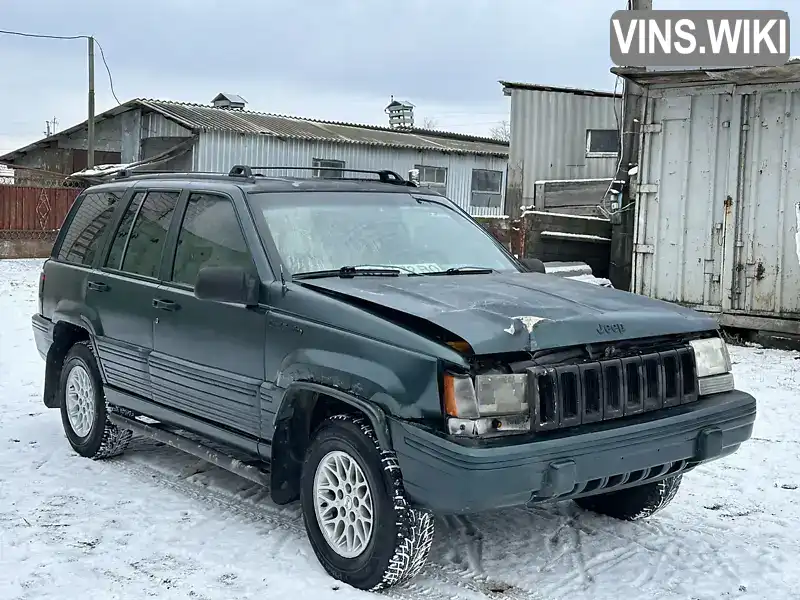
<box><xmin>292</xmin><ymin>265</ymin><xmax>402</xmax><ymax>280</ymax></box>
<box><xmin>413</xmin><ymin>266</ymin><xmax>496</xmax><ymax>276</ymax></box>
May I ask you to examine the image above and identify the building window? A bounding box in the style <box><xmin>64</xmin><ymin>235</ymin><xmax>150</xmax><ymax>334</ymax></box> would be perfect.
<box><xmin>312</xmin><ymin>158</ymin><xmax>345</xmax><ymax>179</ymax></box>
<box><xmin>586</xmin><ymin>129</ymin><xmax>620</xmax><ymax>158</ymax></box>
<box><xmin>414</xmin><ymin>164</ymin><xmax>447</xmax><ymax>193</ymax></box>
<box><xmin>470</xmin><ymin>169</ymin><xmax>503</xmax><ymax>208</ymax></box>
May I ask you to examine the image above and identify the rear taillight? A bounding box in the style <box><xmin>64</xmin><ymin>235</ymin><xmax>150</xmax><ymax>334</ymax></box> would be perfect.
<box><xmin>38</xmin><ymin>270</ymin><xmax>45</xmax><ymax>315</ymax></box>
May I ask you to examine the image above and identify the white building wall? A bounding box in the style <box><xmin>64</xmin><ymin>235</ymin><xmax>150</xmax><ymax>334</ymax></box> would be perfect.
<box><xmin>193</xmin><ymin>131</ymin><xmax>509</xmax><ymax>216</ymax></box>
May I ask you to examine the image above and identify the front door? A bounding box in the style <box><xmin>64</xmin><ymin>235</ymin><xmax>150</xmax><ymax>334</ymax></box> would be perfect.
<box><xmin>88</xmin><ymin>188</ymin><xmax>183</xmax><ymax>399</ymax></box>
<box><xmin>149</xmin><ymin>190</ymin><xmax>266</xmax><ymax>439</ymax></box>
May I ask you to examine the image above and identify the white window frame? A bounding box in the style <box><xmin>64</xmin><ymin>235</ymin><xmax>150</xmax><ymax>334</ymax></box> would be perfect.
<box><xmin>414</xmin><ymin>164</ymin><xmax>447</xmax><ymax>192</ymax></box>
<box><xmin>585</xmin><ymin>129</ymin><xmax>620</xmax><ymax>158</ymax></box>
<box><xmin>312</xmin><ymin>158</ymin><xmax>345</xmax><ymax>178</ymax></box>
<box><xmin>469</xmin><ymin>168</ymin><xmax>503</xmax><ymax>209</ymax></box>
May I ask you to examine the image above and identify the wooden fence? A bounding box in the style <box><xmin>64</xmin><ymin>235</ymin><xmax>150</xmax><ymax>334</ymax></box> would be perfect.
<box><xmin>0</xmin><ymin>184</ymin><xmax>82</xmax><ymax>231</ymax></box>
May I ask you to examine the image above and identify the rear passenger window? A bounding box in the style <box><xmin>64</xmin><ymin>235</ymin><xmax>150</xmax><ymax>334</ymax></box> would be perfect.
<box><xmin>108</xmin><ymin>191</ymin><xmax>180</xmax><ymax>279</ymax></box>
<box><xmin>105</xmin><ymin>192</ymin><xmax>145</xmax><ymax>270</ymax></box>
<box><xmin>171</xmin><ymin>193</ymin><xmax>253</xmax><ymax>287</ymax></box>
<box><xmin>56</xmin><ymin>191</ymin><xmax>121</xmax><ymax>266</ymax></box>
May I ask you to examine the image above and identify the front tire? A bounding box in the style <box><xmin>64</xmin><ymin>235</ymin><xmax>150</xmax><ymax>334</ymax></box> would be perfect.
<box><xmin>574</xmin><ymin>474</ymin><xmax>683</xmax><ymax>521</ymax></box>
<box><xmin>300</xmin><ymin>414</ymin><xmax>434</xmax><ymax>590</ymax></box>
<box><xmin>59</xmin><ymin>341</ymin><xmax>132</xmax><ymax>460</ymax></box>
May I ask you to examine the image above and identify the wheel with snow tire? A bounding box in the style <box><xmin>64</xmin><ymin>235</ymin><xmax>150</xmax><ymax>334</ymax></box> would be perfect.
<box><xmin>574</xmin><ymin>474</ymin><xmax>683</xmax><ymax>521</ymax></box>
<box><xmin>58</xmin><ymin>341</ymin><xmax>132</xmax><ymax>460</ymax></box>
<box><xmin>300</xmin><ymin>414</ymin><xmax>435</xmax><ymax>591</ymax></box>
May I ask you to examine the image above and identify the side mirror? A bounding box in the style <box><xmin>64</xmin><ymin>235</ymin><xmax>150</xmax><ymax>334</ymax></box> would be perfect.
<box><xmin>194</xmin><ymin>266</ymin><xmax>260</xmax><ymax>306</ymax></box>
<box><xmin>519</xmin><ymin>257</ymin><xmax>546</xmax><ymax>274</ymax></box>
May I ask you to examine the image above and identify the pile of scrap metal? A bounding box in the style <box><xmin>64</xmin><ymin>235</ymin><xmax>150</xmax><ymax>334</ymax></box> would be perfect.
<box><xmin>65</xmin><ymin>136</ymin><xmax>198</xmax><ymax>186</ymax></box>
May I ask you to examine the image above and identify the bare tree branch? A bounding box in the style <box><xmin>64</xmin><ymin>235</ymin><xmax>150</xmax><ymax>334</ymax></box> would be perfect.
<box><xmin>421</xmin><ymin>117</ymin><xmax>438</xmax><ymax>130</ymax></box>
<box><xmin>488</xmin><ymin>120</ymin><xmax>511</xmax><ymax>142</ymax></box>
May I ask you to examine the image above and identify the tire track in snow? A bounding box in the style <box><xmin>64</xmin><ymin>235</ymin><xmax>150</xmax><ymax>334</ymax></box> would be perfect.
<box><xmin>515</xmin><ymin>503</ymin><xmax>747</xmax><ymax>599</ymax></box>
<box><xmin>110</xmin><ymin>453</ymin><xmax>542</xmax><ymax>600</ymax></box>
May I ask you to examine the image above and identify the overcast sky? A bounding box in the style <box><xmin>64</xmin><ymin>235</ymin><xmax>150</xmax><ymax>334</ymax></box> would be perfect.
<box><xmin>0</xmin><ymin>0</ymin><xmax>796</xmax><ymax>155</ymax></box>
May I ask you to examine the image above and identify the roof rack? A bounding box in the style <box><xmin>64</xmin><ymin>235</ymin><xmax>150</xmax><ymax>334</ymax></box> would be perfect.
<box><xmin>228</xmin><ymin>165</ymin><xmax>418</xmax><ymax>186</ymax></box>
<box><xmin>114</xmin><ymin>169</ymin><xmax>231</xmax><ymax>181</ymax></box>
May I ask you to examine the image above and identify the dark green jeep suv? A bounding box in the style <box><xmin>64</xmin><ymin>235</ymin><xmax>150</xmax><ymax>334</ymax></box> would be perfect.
<box><xmin>31</xmin><ymin>165</ymin><xmax>756</xmax><ymax>591</ymax></box>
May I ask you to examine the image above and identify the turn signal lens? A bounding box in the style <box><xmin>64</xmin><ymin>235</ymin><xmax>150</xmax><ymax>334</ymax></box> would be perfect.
<box><xmin>443</xmin><ymin>373</ymin><xmax>480</xmax><ymax>419</ymax></box>
<box><xmin>446</xmin><ymin>340</ymin><xmax>472</xmax><ymax>353</ymax></box>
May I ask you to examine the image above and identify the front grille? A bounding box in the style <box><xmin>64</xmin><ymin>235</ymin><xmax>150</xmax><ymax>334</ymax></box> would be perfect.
<box><xmin>527</xmin><ymin>347</ymin><xmax>698</xmax><ymax>432</ymax></box>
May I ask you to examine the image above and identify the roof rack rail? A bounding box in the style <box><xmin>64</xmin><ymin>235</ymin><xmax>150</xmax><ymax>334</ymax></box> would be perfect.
<box><xmin>228</xmin><ymin>165</ymin><xmax>418</xmax><ymax>186</ymax></box>
<box><xmin>114</xmin><ymin>169</ymin><xmax>227</xmax><ymax>180</ymax></box>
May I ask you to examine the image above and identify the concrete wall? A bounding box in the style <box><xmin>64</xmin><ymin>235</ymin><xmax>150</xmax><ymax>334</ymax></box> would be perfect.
<box><xmin>0</xmin><ymin>232</ymin><xmax>57</xmax><ymax>259</ymax></box>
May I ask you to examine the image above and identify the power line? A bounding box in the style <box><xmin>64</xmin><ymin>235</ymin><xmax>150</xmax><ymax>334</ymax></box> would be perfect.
<box><xmin>93</xmin><ymin>38</ymin><xmax>120</xmax><ymax>104</ymax></box>
<box><xmin>0</xmin><ymin>28</ymin><xmax>121</xmax><ymax>104</ymax></box>
<box><xmin>0</xmin><ymin>29</ymin><xmax>84</xmax><ymax>40</ymax></box>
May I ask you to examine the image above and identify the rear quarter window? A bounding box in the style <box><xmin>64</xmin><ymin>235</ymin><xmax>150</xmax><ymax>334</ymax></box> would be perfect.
<box><xmin>55</xmin><ymin>190</ymin><xmax>122</xmax><ymax>266</ymax></box>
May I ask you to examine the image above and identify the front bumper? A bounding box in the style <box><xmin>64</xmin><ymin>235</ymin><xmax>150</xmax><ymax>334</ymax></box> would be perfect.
<box><xmin>390</xmin><ymin>389</ymin><xmax>756</xmax><ymax>515</ymax></box>
<box><xmin>31</xmin><ymin>313</ymin><xmax>53</xmax><ymax>360</ymax></box>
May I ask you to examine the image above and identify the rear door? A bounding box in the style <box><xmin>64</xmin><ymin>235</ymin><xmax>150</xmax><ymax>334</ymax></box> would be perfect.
<box><xmin>149</xmin><ymin>188</ymin><xmax>266</xmax><ymax>439</ymax></box>
<box><xmin>87</xmin><ymin>186</ymin><xmax>184</xmax><ymax>399</ymax></box>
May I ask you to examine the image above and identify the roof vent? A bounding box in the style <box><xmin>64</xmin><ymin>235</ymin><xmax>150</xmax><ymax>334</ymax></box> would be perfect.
<box><xmin>385</xmin><ymin>96</ymin><xmax>414</xmax><ymax>129</ymax></box>
<box><xmin>211</xmin><ymin>93</ymin><xmax>247</xmax><ymax>110</ymax></box>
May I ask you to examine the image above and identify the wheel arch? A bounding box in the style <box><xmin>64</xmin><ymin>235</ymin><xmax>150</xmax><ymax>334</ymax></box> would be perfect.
<box><xmin>269</xmin><ymin>381</ymin><xmax>392</xmax><ymax>506</ymax></box>
<box><xmin>43</xmin><ymin>321</ymin><xmax>96</xmax><ymax>408</ymax></box>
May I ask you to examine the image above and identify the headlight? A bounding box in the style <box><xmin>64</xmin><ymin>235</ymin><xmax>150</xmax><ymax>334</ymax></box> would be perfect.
<box><xmin>689</xmin><ymin>337</ymin><xmax>735</xmax><ymax>395</ymax></box>
<box><xmin>443</xmin><ymin>372</ymin><xmax>529</xmax><ymax>437</ymax></box>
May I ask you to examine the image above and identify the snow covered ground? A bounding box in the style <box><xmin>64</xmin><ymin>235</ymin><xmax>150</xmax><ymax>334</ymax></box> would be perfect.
<box><xmin>1</xmin><ymin>258</ymin><xmax>798</xmax><ymax>600</ymax></box>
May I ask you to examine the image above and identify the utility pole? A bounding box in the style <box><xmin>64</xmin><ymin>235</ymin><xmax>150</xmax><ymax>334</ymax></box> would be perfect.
<box><xmin>608</xmin><ymin>0</ymin><xmax>651</xmax><ymax>291</ymax></box>
<box><xmin>87</xmin><ymin>36</ymin><xmax>95</xmax><ymax>169</ymax></box>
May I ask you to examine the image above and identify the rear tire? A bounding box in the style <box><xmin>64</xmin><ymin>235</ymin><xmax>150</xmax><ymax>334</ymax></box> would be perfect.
<box><xmin>58</xmin><ymin>341</ymin><xmax>132</xmax><ymax>460</ymax></box>
<box><xmin>574</xmin><ymin>474</ymin><xmax>683</xmax><ymax>521</ymax></box>
<box><xmin>300</xmin><ymin>414</ymin><xmax>434</xmax><ymax>590</ymax></box>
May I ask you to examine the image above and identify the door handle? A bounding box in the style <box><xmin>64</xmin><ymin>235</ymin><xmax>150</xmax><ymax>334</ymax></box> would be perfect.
<box><xmin>152</xmin><ymin>298</ymin><xmax>179</xmax><ymax>312</ymax></box>
<box><xmin>87</xmin><ymin>280</ymin><xmax>109</xmax><ymax>292</ymax></box>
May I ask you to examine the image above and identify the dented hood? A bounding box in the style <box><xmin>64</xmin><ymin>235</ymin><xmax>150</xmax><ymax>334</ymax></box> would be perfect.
<box><xmin>301</xmin><ymin>272</ymin><xmax>718</xmax><ymax>355</ymax></box>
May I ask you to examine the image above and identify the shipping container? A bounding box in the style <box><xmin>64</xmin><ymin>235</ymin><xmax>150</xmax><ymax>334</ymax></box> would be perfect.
<box><xmin>622</xmin><ymin>63</ymin><xmax>800</xmax><ymax>336</ymax></box>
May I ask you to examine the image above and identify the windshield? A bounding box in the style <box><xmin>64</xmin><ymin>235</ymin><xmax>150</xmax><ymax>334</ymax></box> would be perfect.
<box><xmin>248</xmin><ymin>191</ymin><xmax>520</xmax><ymax>275</ymax></box>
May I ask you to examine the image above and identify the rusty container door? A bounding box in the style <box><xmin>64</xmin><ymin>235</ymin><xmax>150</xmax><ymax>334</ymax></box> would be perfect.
<box><xmin>632</xmin><ymin>90</ymin><xmax>733</xmax><ymax>312</ymax></box>
<box><xmin>730</xmin><ymin>86</ymin><xmax>800</xmax><ymax>319</ymax></box>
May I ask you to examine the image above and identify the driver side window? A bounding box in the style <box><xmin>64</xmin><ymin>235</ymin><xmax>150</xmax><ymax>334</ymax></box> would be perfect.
<box><xmin>170</xmin><ymin>192</ymin><xmax>254</xmax><ymax>287</ymax></box>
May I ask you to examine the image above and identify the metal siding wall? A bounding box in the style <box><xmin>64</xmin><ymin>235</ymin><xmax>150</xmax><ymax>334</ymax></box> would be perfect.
<box><xmin>509</xmin><ymin>89</ymin><xmax>620</xmax><ymax>207</ymax></box>
<box><xmin>193</xmin><ymin>131</ymin><xmax>508</xmax><ymax>215</ymax></box>
<box><xmin>141</xmin><ymin>113</ymin><xmax>193</xmax><ymax>138</ymax></box>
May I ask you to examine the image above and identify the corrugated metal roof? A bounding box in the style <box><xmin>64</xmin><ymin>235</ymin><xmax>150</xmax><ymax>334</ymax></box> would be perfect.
<box><xmin>138</xmin><ymin>99</ymin><xmax>508</xmax><ymax>156</ymax></box>
<box><xmin>0</xmin><ymin>98</ymin><xmax>508</xmax><ymax>164</ymax></box>
<box><xmin>500</xmin><ymin>80</ymin><xmax>621</xmax><ymax>98</ymax></box>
